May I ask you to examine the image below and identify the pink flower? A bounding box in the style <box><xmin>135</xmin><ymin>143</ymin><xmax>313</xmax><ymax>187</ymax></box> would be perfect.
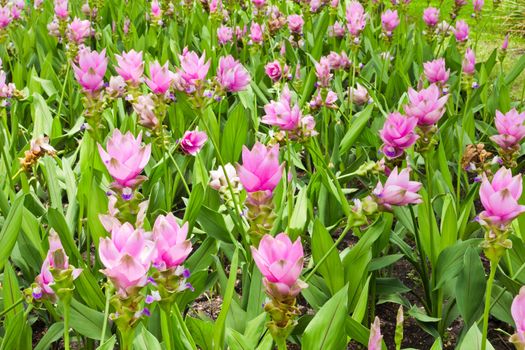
<box><xmin>502</xmin><ymin>35</ymin><xmax>509</xmax><ymax>50</ymax></box>
<box><xmin>491</xmin><ymin>109</ymin><xmax>525</xmax><ymax>150</ymax></box>
<box><xmin>345</xmin><ymin>1</ymin><xmax>367</xmax><ymax>37</ymax></box>
<box><xmin>456</xmin><ymin>0</ymin><xmax>467</xmax><ymax>6</ymax></box>
<box><xmin>265</xmin><ymin>60</ymin><xmax>283</xmax><ymax>81</ymax></box>
<box><xmin>217</xmin><ymin>25</ymin><xmax>233</xmax><ymax>45</ymax></box>
<box><xmin>287</xmin><ymin>14</ymin><xmax>304</xmax><ymax>33</ymax></box>
<box><xmin>479</xmin><ymin>167</ymin><xmax>525</xmax><ymax>227</ymax></box>
<box><xmin>511</xmin><ymin>287</ymin><xmax>525</xmax><ymax>348</ymax></box>
<box><xmin>423</xmin><ymin>58</ymin><xmax>449</xmax><ymax>85</ymax></box>
<box><xmin>54</xmin><ymin>0</ymin><xmax>68</xmax><ymax>19</ymax></box>
<box><xmin>251</xmin><ymin>233</ymin><xmax>306</xmax><ymax>299</ymax></box>
<box><xmin>152</xmin><ymin>214</ymin><xmax>192</xmax><ymax>270</ymax></box>
<box><xmin>379</xmin><ymin>113</ymin><xmax>419</xmax><ymax>159</ymax></box>
<box><xmin>99</xmin><ymin>223</ymin><xmax>156</xmax><ymax>296</ymax></box>
<box><xmin>237</xmin><ymin>142</ymin><xmax>284</xmax><ymax>194</ymax></box>
<box><xmin>462</xmin><ymin>48</ymin><xmax>476</xmax><ymax>75</ymax></box>
<box><xmin>216</xmin><ymin>55</ymin><xmax>250</xmax><ymax>92</ymax></box>
<box><xmin>10</xmin><ymin>5</ymin><xmax>21</xmax><ymax>20</ymax></box>
<box><xmin>373</xmin><ymin>167</ymin><xmax>422</xmax><ymax>210</ymax></box>
<box><xmin>252</xmin><ymin>0</ymin><xmax>265</xmax><ymax>8</ymax></box>
<box><xmin>250</xmin><ymin>22</ymin><xmax>263</xmax><ymax>43</ymax></box>
<box><xmin>133</xmin><ymin>94</ymin><xmax>159</xmax><ymax>129</ymax></box>
<box><xmin>0</xmin><ymin>6</ymin><xmax>12</xmax><ymax>28</ymax></box>
<box><xmin>67</xmin><ymin>17</ymin><xmax>92</xmax><ymax>44</ymax></box>
<box><xmin>34</xmin><ymin>231</ymin><xmax>82</xmax><ymax>299</ymax></box>
<box><xmin>454</xmin><ymin>20</ymin><xmax>469</xmax><ymax>42</ymax></box>
<box><xmin>98</xmin><ymin>129</ymin><xmax>151</xmax><ymax>188</ymax></box>
<box><xmin>115</xmin><ymin>50</ymin><xmax>144</xmax><ymax>86</ymax></box>
<box><xmin>381</xmin><ymin>9</ymin><xmax>399</xmax><ymax>35</ymax></box>
<box><xmin>368</xmin><ymin>317</ymin><xmax>383</xmax><ymax>350</ymax></box>
<box><xmin>151</xmin><ymin>0</ymin><xmax>161</xmax><ymax>17</ymax></box>
<box><xmin>145</xmin><ymin>61</ymin><xmax>173</xmax><ymax>94</ymax></box>
<box><xmin>473</xmin><ymin>0</ymin><xmax>484</xmax><ymax>12</ymax></box>
<box><xmin>329</xmin><ymin>21</ymin><xmax>346</xmax><ymax>37</ymax></box>
<box><xmin>350</xmin><ymin>83</ymin><xmax>370</xmax><ymax>105</ymax></box>
<box><xmin>404</xmin><ymin>84</ymin><xmax>449</xmax><ymax>127</ymax></box>
<box><xmin>234</xmin><ymin>26</ymin><xmax>246</xmax><ymax>41</ymax></box>
<box><xmin>178</xmin><ymin>48</ymin><xmax>210</xmax><ymax>88</ymax></box>
<box><xmin>180</xmin><ymin>130</ymin><xmax>208</xmax><ymax>156</ymax></box>
<box><xmin>423</xmin><ymin>7</ymin><xmax>439</xmax><ymax>27</ymax></box>
<box><xmin>73</xmin><ymin>48</ymin><xmax>108</xmax><ymax>93</ymax></box>
<box><xmin>263</xmin><ymin>84</ymin><xmax>302</xmax><ymax>130</ymax></box>
<box><xmin>315</xmin><ymin>57</ymin><xmax>332</xmax><ymax>88</ymax></box>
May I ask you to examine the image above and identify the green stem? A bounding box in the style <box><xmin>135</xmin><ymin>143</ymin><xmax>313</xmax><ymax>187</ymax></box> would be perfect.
<box><xmin>173</xmin><ymin>302</ymin><xmax>197</xmax><ymax>350</ymax></box>
<box><xmin>56</xmin><ymin>63</ymin><xmax>70</xmax><ymax>122</ymax></box>
<box><xmin>119</xmin><ymin>328</ymin><xmax>134</xmax><ymax>350</ymax></box>
<box><xmin>481</xmin><ymin>258</ymin><xmax>499</xmax><ymax>350</ymax></box>
<box><xmin>409</xmin><ymin>205</ymin><xmax>432</xmax><ymax>313</ymax></box>
<box><xmin>64</xmin><ymin>302</ymin><xmax>71</xmax><ymax>350</ymax></box>
<box><xmin>100</xmin><ymin>285</ymin><xmax>111</xmax><ymax>344</ymax></box>
<box><xmin>276</xmin><ymin>338</ymin><xmax>287</xmax><ymax>350</ymax></box>
<box><xmin>0</xmin><ymin>298</ymin><xmax>23</xmax><ymax>318</ymax></box>
<box><xmin>160</xmin><ymin>307</ymin><xmax>173</xmax><ymax>350</ymax></box>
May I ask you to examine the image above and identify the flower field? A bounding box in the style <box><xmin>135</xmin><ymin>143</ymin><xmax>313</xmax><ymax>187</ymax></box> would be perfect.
<box><xmin>0</xmin><ymin>0</ymin><xmax>525</xmax><ymax>349</ymax></box>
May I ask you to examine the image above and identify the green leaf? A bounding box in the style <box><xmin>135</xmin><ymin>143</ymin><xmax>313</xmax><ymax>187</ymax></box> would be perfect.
<box><xmin>133</xmin><ymin>326</ymin><xmax>162</xmax><ymax>350</ymax></box>
<box><xmin>186</xmin><ymin>317</ymin><xmax>213</xmax><ymax>350</ymax></box>
<box><xmin>504</xmin><ymin>55</ymin><xmax>525</xmax><ymax>85</ymax></box>
<box><xmin>32</xmin><ymin>93</ymin><xmax>53</xmax><ymax>137</ymax></box>
<box><xmin>183</xmin><ymin>183</ymin><xmax>205</xmax><ymax>226</ymax></box>
<box><xmin>456</xmin><ymin>247</ymin><xmax>486</xmax><ymax>327</ymax></box>
<box><xmin>458</xmin><ymin>324</ymin><xmax>494</xmax><ymax>350</ymax></box>
<box><xmin>67</xmin><ymin>299</ymin><xmax>111</xmax><ymax>339</ymax></box>
<box><xmin>2</xmin><ymin>263</ymin><xmax>23</xmax><ymax>323</ymax></box>
<box><xmin>339</xmin><ymin>105</ymin><xmax>374</xmax><ymax>155</ymax></box>
<box><xmin>434</xmin><ymin>239</ymin><xmax>481</xmax><ymax>289</ymax></box>
<box><xmin>311</xmin><ymin>219</ymin><xmax>344</xmax><ymax>295</ymax></box>
<box><xmin>220</xmin><ymin>104</ymin><xmax>249</xmax><ymax>163</ymax></box>
<box><xmin>34</xmin><ymin>322</ymin><xmax>64</xmax><ymax>350</ymax></box>
<box><xmin>96</xmin><ymin>336</ymin><xmax>116</xmax><ymax>350</ymax></box>
<box><xmin>0</xmin><ymin>195</ymin><xmax>24</xmax><ymax>271</ymax></box>
<box><xmin>288</xmin><ymin>186</ymin><xmax>309</xmax><ymax>240</ymax></box>
<box><xmin>302</xmin><ymin>284</ymin><xmax>349</xmax><ymax>350</ymax></box>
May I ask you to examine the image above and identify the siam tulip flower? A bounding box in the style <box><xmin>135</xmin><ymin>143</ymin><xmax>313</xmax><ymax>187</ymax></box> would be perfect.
<box><xmin>178</xmin><ymin>48</ymin><xmax>210</xmax><ymax>88</ymax></box>
<box><xmin>133</xmin><ymin>94</ymin><xmax>159</xmax><ymax>129</ymax></box>
<box><xmin>54</xmin><ymin>0</ymin><xmax>68</xmax><ymax>20</ymax></box>
<box><xmin>310</xmin><ymin>90</ymin><xmax>338</xmax><ymax>109</ymax></box>
<box><xmin>47</xmin><ymin>19</ymin><xmax>60</xmax><ymax>37</ymax></box>
<box><xmin>179</xmin><ymin>130</ymin><xmax>208</xmax><ymax>156</ymax></box>
<box><xmin>250</xmin><ymin>22</ymin><xmax>263</xmax><ymax>44</ymax></box>
<box><xmin>216</xmin><ymin>55</ymin><xmax>251</xmax><ymax>92</ymax></box>
<box><xmin>34</xmin><ymin>0</ymin><xmax>44</xmax><ymax>9</ymax></box>
<box><xmin>329</xmin><ymin>21</ymin><xmax>345</xmax><ymax>38</ymax></box>
<box><xmin>310</xmin><ymin>0</ymin><xmax>321</xmax><ymax>12</ymax></box>
<box><xmin>10</xmin><ymin>5</ymin><xmax>21</xmax><ymax>20</ymax></box>
<box><xmin>237</xmin><ymin>142</ymin><xmax>284</xmax><ymax>195</ymax></box>
<box><xmin>373</xmin><ymin>167</ymin><xmax>422</xmax><ymax>210</ymax></box>
<box><xmin>263</xmin><ymin>84</ymin><xmax>302</xmax><ymax>130</ymax></box>
<box><xmin>115</xmin><ymin>50</ymin><xmax>144</xmax><ymax>86</ymax></box>
<box><xmin>73</xmin><ymin>48</ymin><xmax>108</xmax><ymax>93</ymax></box>
<box><xmin>209</xmin><ymin>163</ymin><xmax>243</xmax><ymax>192</ymax></box>
<box><xmin>107</xmin><ymin>76</ymin><xmax>127</xmax><ymax>97</ymax></box>
<box><xmin>287</xmin><ymin>14</ymin><xmax>304</xmax><ymax>33</ymax></box>
<box><xmin>381</xmin><ymin>9</ymin><xmax>400</xmax><ymax>35</ymax></box>
<box><xmin>99</xmin><ymin>222</ymin><xmax>156</xmax><ymax>295</ymax></box>
<box><xmin>67</xmin><ymin>18</ymin><xmax>92</xmax><ymax>44</ymax></box>
<box><xmin>455</xmin><ymin>0</ymin><xmax>468</xmax><ymax>6</ymax></box>
<box><xmin>423</xmin><ymin>7</ymin><xmax>439</xmax><ymax>27</ymax></box>
<box><xmin>379</xmin><ymin>112</ymin><xmax>419</xmax><ymax>159</ymax></box>
<box><xmin>479</xmin><ymin>167</ymin><xmax>525</xmax><ymax>227</ymax></box>
<box><xmin>34</xmin><ymin>231</ymin><xmax>82</xmax><ymax>300</ymax></box>
<box><xmin>151</xmin><ymin>0</ymin><xmax>161</xmax><ymax>18</ymax></box>
<box><xmin>368</xmin><ymin>317</ymin><xmax>383</xmax><ymax>350</ymax></box>
<box><xmin>315</xmin><ymin>57</ymin><xmax>332</xmax><ymax>88</ymax></box>
<box><xmin>0</xmin><ymin>6</ymin><xmax>11</xmax><ymax>28</ymax></box>
<box><xmin>436</xmin><ymin>21</ymin><xmax>454</xmax><ymax>36</ymax></box>
<box><xmin>491</xmin><ymin>109</ymin><xmax>525</xmax><ymax>150</ymax></box>
<box><xmin>350</xmin><ymin>83</ymin><xmax>370</xmax><ymax>105</ymax></box>
<box><xmin>217</xmin><ymin>25</ymin><xmax>233</xmax><ymax>45</ymax></box>
<box><xmin>265</xmin><ymin>60</ymin><xmax>284</xmax><ymax>81</ymax></box>
<box><xmin>330</xmin><ymin>0</ymin><xmax>339</xmax><ymax>8</ymax></box>
<box><xmin>404</xmin><ymin>84</ymin><xmax>449</xmax><ymax>127</ymax></box>
<box><xmin>98</xmin><ymin>129</ymin><xmax>151</xmax><ymax>189</ymax></box>
<box><xmin>152</xmin><ymin>214</ymin><xmax>192</xmax><ymax>271</ymax></box>
<box><xmin>251</xmin><ymin>233</ymin><xmax>306</xmax><ymax>300</ymax></box>
<box><xmin>145</xmin><ymin>61</ymin><xmax>173</xmax><ymax>94</ymax></box>
<box><xmin>462</xmin><ymin>48</ymin><xmax>476</xmax><ymax>75</ymax></box>
<box><xmin>510</xmin><ymin>287</ymin><xmax>525</xmax><ymax>349</ymax></box>
<box><xmin>123</xmin><ymin>18</ymin><xmax>130</xmax><ymax>35</ymax></box>
<box><xmin>252</xmin><ymin>0</ymin><xmax>265</xmax><ymax>8</ymax></box>
<box><xmin>345</xmin><ymin>1</ymin><xmax>367</xmax><ymax>37</ymax></box>
<box><xmin>454</xmin><ymin>20</ymin><xmax>469</xmax><ymax>42</ymax></box>
<box><xmin>14</xmin><ymin>0</ymin><xmax>25</xmax><ymax>10</ymax></box>
<box><xmin>423</xmin><ymin>58</ymin><xmax>450</xmax><ymax>85</ymax></box>
<box><xmin>502</xmin><ymin>35</ymin><xmax>509</xmax><ymax>50</ymax></box>
<box><xmin>473</xmin><ymin>0</ymin><xmax>484</xmax><ymax>12</ymax></box>
<box><xmin>81</xmin><ymin>2</ymin><xmax>91</xmax><ymax>16</ymax></box>
<box><xmin>234</xmin><ymin>26</ymin><xmax>246</xmax><ymax>41</ymax></box>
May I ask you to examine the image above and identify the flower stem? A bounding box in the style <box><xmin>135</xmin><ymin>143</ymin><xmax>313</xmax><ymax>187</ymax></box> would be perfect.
<box><xmin>64</xmin><ymin>302</ymin><xmax>71</xmax><ymax>350</ymax></box>
<box><xmin>276</xmin><ymin>338</ymin><xmax>288</xmax><ymax>350</ymax></box>
<box><xmin>481</xmin><ymin>258</ymin><xmax>498</xmax><ymax>350</ymax></box>
<box><xmin>100</xmin><ymin>284</ymin><xmax>111</xmax><ymax>344</ymax></box>
<box><xmin>160</xmin><ymin>306</ymin><xmax>173</xmax><ymax>350</ymax></box>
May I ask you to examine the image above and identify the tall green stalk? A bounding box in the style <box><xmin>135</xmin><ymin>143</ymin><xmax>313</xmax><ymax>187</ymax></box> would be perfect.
<box><xmin>481</xmin><ymin>259</ymin><xmax>499</xmax><ymax>350</ymax></box>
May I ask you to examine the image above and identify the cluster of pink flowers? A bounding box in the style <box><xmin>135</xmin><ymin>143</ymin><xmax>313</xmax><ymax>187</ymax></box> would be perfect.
<box><xmin>0</xmin><ymin>0</ymin><xmax>25</xmax><ymax>30</ymax></box>
<box><xmin>379</xmin><ymin>112</ymin><xmax>419</xmax><ymax>159</ymax></box>
<box><xmin>345</xmin><ymin>1</ymin><xmax>367</xmax><ymax>40</ymax></box>
<box><xmin>373</xmin><ymin>167</ymin><xmax>422</xmax><ymax>210</ymax></box>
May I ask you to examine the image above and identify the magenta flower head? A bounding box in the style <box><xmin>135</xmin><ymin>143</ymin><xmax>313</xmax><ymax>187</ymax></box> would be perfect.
<box><xmin>217</xmin><ymin>25</ymin><xmax>233</xmax><ymax>45</ymax></box>
<box><xmin>511</xmin><ymin>287</ymin><xmax>525</xmax><ymax>349</ymax></box>
<box><xmin>381</xmin><ymin>9</ymin><xmax>400</xmax><ymax>35</ymax></box>
<box><xmin>115</xmin><ymin>49</ymin><xmax>144</xmax><ymax>86</ymax></box>
<box><xmin>502</xmin><ymin>34</ymin><xmax>509</xmax><ymax>50</ymax></box>
<box><xmin>251</xmin><ymin>233</ymin><xmax>307</xmax><ymax>300</ymax></box>
<box><xmin>462</xmin><ymin>48</ymin><xmax>476</xmax><ymax>75</ymax></box>
<box><xmin>98</xmin><ymin>129</ymin><xmax>151</xmax><ymax>189</ymax></box>
<box><xmin>73</xmin><ymin>48</ymin><xmax>108</xmax><ymax>94</ymax></box>
<box><xmin>473</xmin><ymin>0</ymin><xmax>484</xmax><ymax>12</ymax></box>
<box><xmin>345</xmin><ymin>1</ymin><xmax>367</xmax><ymax>37</ymax></box>
<box><xmin>373</xmin><ymin>167</ymin><xmax>422</xmax><ymax>210</ymax></box>
<box><xmin>491</xmin><ymin>109</ymin><xmax>525</xmax><ymax>150</ymax></box>
<box><xmin>404</xmin><ymin>84</ymin><xmax>449</xmax><ymax>127</ymax></box>
<box><xmin>67</xmin><ymin>17</ymin><xmax>92</xmax><ymax>44</ymax></box>
<box><xmin>479</xmin><ymin>167</ymin><xmax>525</xmax><ymax>227</ymax></box>
<box><xmin>145</xmin><ymin>61</ymin><xmax>173</xmax><ymax>94</ymax></box>
<box><xmin>151</xmin><ymin>0</ymin><xmax>161</xmax><ymax>18</ymax></box>
<box><xmin>250</xmin><ymin>22</ymin><xmax>263</xmax><ymax>44</ymax></box>
<box><xmin>423</xmin><ymin>58</ymin><xmax>450</xmax><ymax>85</ymax></box>
<box><xmin>99</xmin><ymin>223</ymin><xmax>156</xmax><ymax>296</ymax></box>
<box><xmin>423</xmin><ymin>7</ymin><xmax>439</xmax><ymax>27</ymax></box>
<box><xmin>315</xmin><ymin>57</ymin><xmax>332</xmax><ymax>88</ymax></box>
<box><xmin>454</xmin><ymin>20</ymin><xmax>469</xmax><ymax>42</ymax></box>
<box><xmin>54</xmin><ymin>0</ymin><xmax>68</xmax><ymax>20</ymax></box>
<box><xmin>287</xmin><ymin>14</ymin><xmax>304</xmax><ymax>33</ymax></box>
<box><xmin>152</xmin><ymin>214</ymin><xmax>192</xmax><ymax>270</ymax></box>
<box><xmin>180</xmin><ymin>130</ymin><xmax>208</xmax><ymax>156</ymax></box>
<box><xmin>262</xmin><ymin>84</ymin><xmax>302</xmax><ymax>130</ymax></box>
<box><xmin>368</xmin><ymin>317</ymin><xmax>383</xmax><ymax>350</ymax></box>
<box><xmin>216</xmin><ymin>55</ymin><xmax>251</xmax><ymax>92</ymax></box>
<box><xmin>379</xmin><ymin>112</ymin><xmax>419</xmax><ymax>159</ymax></box>
<box><xmin>0</xmin><ymin>6</ymin><xmax>11</xmax><ymax>28</ymax></box>
<box><xmin>265</xmin><ymin>60</ymin><xmax>283</xmax><ymax>81</ymax></box>
<box><xmin>329</xmin><ymin>21</ymin><xmax>346</xmax><ymax>38</ymax></box>
<box><xmin>178</xmin><ymin>48</ymin><xmax>210</xmax><ymax>88</ymax></box>
<box><xmin>237</xmin><ymin>142</ymin><xmax>284</xmax><ymax>195</ymax></box>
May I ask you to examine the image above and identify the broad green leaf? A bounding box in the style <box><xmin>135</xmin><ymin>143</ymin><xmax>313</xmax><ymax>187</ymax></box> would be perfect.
<box><xmin>133</xmin><ymin>326</ymin><xmax>162</xmax><ymax>350</ymax></box>
<box><xmin>288</xmin><ymin>186</ymin><xmax>309</xmax><ymax>240</ymax></box>
<box><xmin>456</xmin><ymin>247</ymin><xmax>485</xmax><ymax>327</ymax></box>
<box><xmin>458</xmin><ymin>324</ymin><xmax>494</xmax><ymax>350</ymax></box>
<box><xmin>311</xmin><ymin>219</ymin><xmax>344</xmax><ymax>295</ymax></box>
<box><xmin>67</xmin><ymin>299</ymin><xmax>111</xmax><ymax>339</ymax></box>
<box><xmin>339</xmin><ymin>105</ymin><xmax>374</xmax><ymax>155</ymax></box>
<box><xmin>96</xmin><ymin>336</ymin><xmax>116</xmax><ymax>350</ymax></box>
<box><xmin>0</xmin><ymin>195</ymin><xmax>24</xmax><ymax>271</ymax></box>
<box><xmin>34</xmin><ymin>322</ymin><xmax>64</xmax><ymax>350</ymax></box>
<box><xmin>220</xmin><ymin>104</ymin><xmax>249</xmax><ymax>163</ymax></box>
